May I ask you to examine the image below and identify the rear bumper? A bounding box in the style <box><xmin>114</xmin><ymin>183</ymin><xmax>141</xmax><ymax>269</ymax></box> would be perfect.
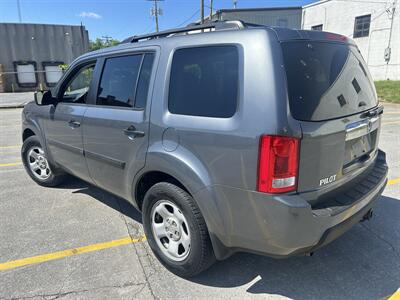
<box><xmin>194</xmin><ymin>150</ymin><xmax>388</xmax><ymax>260</ymax></box>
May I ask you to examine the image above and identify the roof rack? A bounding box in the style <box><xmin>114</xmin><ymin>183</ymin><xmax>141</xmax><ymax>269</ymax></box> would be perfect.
<box><xmin>121</xmin><ymin>20</ymin><xmax>246</xmax><ymax>43</ymax></box>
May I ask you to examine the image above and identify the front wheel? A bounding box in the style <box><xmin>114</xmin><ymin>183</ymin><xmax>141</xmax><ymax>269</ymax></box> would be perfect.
<box><xmin>21</xmin><ymin>136</ymin><xmax>66</xmax><ymax>187</ymax></box>
<box><xmin>142</xmin><ymin>182</ymin><xmax>215</xmax><ymax>277</ymax></box>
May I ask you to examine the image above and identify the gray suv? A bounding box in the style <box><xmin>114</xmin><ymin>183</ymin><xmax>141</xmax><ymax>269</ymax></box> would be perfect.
<box><xmin>21</xmin><ymin>21</ymin><xmax>388</xmax><ymax>277</ymax></box>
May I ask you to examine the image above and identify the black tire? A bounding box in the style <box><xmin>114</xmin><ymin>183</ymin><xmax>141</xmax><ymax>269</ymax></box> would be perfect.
<box><xmin>21</xmin><ymin>135</ymin><xmax>67</xmax><ymax>187</ymax></box>
<box><xmin>142</xmin><ymin>182</ymin><xmax>215</xmax><ymax>277</ymax></box>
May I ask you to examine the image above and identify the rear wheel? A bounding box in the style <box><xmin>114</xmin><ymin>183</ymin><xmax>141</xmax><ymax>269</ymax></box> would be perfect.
<box><xmin>142</xmin><ymin>182</ymin><xmax>215</xmax><ymax>277</ymax></box>
<box><xmin>21</xmin><ymin>136</ymin><xmax>66</xmax><ymax>187</ymax></box>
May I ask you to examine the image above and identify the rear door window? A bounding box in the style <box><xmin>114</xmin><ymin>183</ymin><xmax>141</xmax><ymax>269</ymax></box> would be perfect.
<box><xmin>168</xmin><ymin>46</ymin><xmax>239</xmax><ymax>118</ymax></box>
<box><xmin>134</xmin><ymin>53</ymin><xmax>155</xmax><ymax>109</ymax></box>
<box><xmin>281</xmin><ymin>41</ymin><xmax>377</xmax><ymax>121</ymax></box>
<box><xmin>97</xmin><ymin>55</ymin><xmax>142</xmax><ymax>108</ymax></box>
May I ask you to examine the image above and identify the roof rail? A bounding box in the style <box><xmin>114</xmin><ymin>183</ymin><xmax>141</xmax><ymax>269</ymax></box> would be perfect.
<box><xmin>121</xmin><ymin>20</ymin><xmax>246</xmax><ymax>44</ymax></box>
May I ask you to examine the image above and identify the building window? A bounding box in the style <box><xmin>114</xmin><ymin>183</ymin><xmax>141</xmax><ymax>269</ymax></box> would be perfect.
<box><xmin>353</xmin><ymin>14</ymin><xmax>371</xmax><ymax>38</ymax></box>
<box><xmin>311</xmin><ymin>24</ymin><xmax>323</xmax><ymax>31</ymax></box>
<box><xmin>168</xmin><ymin>46</ymin><xmax>239</xmax><ymax>118</ymax></box>
<box><xmin>42</xmin><ymin>62</ymin><xmax>64</xmax><ymax>87</ymax></box>
<box><xmin>14</xmin><ymin>61</ymin><xmax>37</xmax><ymax>87</ymax></box>
<box><xmin>276</xmin><ymin>18</ymin><xmax>288</xmax><ymax>28</ymax></box>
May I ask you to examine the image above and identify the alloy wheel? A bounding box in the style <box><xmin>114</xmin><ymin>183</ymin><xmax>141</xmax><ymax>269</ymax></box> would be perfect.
<box><xmin>151</xmin><ymin>200</ymin><xmax>191</xmax><ymax>261</ymax></box>
<box><xmin>27</xmin><ymin>146</ymin><xmax>51</xmax><ymax>180</ymax></box>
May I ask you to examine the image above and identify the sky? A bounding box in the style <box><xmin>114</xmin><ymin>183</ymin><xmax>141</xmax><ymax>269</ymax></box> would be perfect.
<box><xmin>0</xmin><ymin>0</ymin><xmax>318</xmax><ymax>41</ymax></box>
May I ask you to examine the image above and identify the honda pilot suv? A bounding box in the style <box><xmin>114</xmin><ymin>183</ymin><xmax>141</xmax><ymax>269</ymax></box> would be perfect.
<box><xmin>21</xmin><ymin>21</ymin><xmax>388</xmax><ymax>277</ymax></box>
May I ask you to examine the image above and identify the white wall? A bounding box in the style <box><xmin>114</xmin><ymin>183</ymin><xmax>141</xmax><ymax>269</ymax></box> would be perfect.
<box><xmin>219</xmin><ymin>9</ymin><xmax>302</xmax><ymax>28</ymax></box>
<box><xmin>302</xmin><ymin>0</ymin><xmax>399</xmax><ymax>80</ymax></box>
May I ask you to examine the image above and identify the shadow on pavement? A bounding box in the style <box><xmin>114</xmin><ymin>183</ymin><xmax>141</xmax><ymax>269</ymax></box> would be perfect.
<box><xmin>56</xmin><ymin>177</ymin><xmax>400</xmax><ymax>299</ymax></box>
<box><xmin>193</xmin><ymin>195</ymin><xmax>400</xmax><ymax>299</ymax></box>
<box><xmin>57</xmin><ymin>176</ymin><xmax>142</xmax><ymax>223</ymax></box>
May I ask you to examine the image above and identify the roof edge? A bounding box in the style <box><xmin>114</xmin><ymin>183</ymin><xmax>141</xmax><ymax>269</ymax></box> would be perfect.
<box><xmin>302</xmin><ymin>0</ymin><xmax>332</xmax><ymax>9</ymax></box>
<box><xmin>0</xmin><ymin>22</ymin><xmax>86</xmax><ymax>28</ymax></box>
<box><xmin>216</xmin><ymin>6</ymin><xmax>303</xmax><ymax>13</ymax></box>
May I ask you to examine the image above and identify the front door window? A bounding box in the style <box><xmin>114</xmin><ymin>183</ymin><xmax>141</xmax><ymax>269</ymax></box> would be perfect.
<box><xmin>61</xmin><ymin>64</ymin><xmax>95</xmax><ymax>103</ymax></box>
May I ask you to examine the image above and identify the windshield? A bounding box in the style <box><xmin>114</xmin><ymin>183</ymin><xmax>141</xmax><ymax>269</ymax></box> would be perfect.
<box><xmin>281</xmin><ymin>41</ymin><xmax>377</xmax><ymax>121</ymax></box>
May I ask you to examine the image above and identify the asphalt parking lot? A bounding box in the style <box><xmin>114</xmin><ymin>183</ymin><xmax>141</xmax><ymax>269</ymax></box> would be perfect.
<box><xmin>0</xmin><ymin>104</ymin><xmax>399</xmax><ymax>300</ymax></box>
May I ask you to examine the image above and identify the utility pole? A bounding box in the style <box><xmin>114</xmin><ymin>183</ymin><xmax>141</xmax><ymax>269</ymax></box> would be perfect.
<box><xmin>384</xmin><ymin>0</ymin><xmax>396</xmax><ymax>78</ymax></box>
<box><xmin>148</xmin><ymin>0</ymin><xmax>164</xmax><ymax>32</ymax></box>
<box><xmin>16</xmin><ymin>0</ymin><xmax>22</xmax><ymax>22</ymax></box>
<box><xmin>209</xmin><ymin>0</ymin><xmax>213</xmax><ymax>20</ymax></box>
<box><xmin>200</xmin><ymin>0</ymin><xmax>204</xmax><ymax>24</ymax></box>
<box><xmin>387</xmin><ymin>1</ymin><xmax>396</xmax><ymax>52</ymax></box>
<box><xmin>102</xmin><ymin>35</ymin><xmax>112</xmax><ymax>46</ymax></box>
<box><xmin>233</xmin><ymin>0</ymin><xmax>237</xmax><ymax>9</ymax></box>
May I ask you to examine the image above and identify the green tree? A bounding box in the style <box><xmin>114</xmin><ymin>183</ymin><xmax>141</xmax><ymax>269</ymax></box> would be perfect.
<box><xmin>89</xmin><ymin>38</ymin><xmax>120</xmax><ymax>51</ymax></box>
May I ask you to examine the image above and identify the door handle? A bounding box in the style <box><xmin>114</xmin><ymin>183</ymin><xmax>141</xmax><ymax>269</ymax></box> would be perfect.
<box><xmin>68</xmin><ymin>120</ymin><xmax>80</xmax><ymax>128</ymax></box>
<box><xmin>123</xmin><ymin>125</ymin><xmax>145</xmax><ymax>139</ymax></box>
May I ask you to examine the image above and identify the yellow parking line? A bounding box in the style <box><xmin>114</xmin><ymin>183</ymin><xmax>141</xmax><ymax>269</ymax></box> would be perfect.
<box><xmin>0</xmin><ymin>236</ymin><xmax>146</xmax><ymax>271</ymax></box>
<box><xmin>388</xmin><ymin>290</ymin><xmax>400</xmax><ymax>300</ymax></box>
<box><xmin>0</xmin><ymin>177</ymin><xmax>398</xmax><ymax>271</ymax></box>
<box><xmin>0</xmin><ymin>162</ymin><xmax>22</xmax><ymax>167</ymax></box>
<box><xmin>388</xmin><ymin>177</ymin><xmax>400</xmax><ymax>186</ymax></box>
<box><xmin>0</xmin><ymin>145</ymin><xmax>21</xmax><ymax>149</ymax></box>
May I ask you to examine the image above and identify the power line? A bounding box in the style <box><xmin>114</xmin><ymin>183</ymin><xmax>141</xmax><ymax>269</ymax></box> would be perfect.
<box><xmin>176</xmin><ymin>9</ymin><xmax>200</xmax><ymax>27</ymax></box>
<box><xmin>143</xmin><ymin>23</ymin><xmax>155</xmax><ymax>34</ymax></box>
<box><xmin>175</xmin><ymin>3</ymin><xmax>222</xmax><ymax>28</ymax></box>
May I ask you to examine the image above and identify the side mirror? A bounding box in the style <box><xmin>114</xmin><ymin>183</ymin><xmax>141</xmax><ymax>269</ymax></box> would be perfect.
<box><xmin>34</xmin><ymin>91</ymin><xmax>56</xmax><ymax>106</ymax></box>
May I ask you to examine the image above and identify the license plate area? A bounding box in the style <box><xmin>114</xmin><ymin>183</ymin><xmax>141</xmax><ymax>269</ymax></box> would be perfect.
<box><xmin>344</xmin><ymin>117</ymin><xmax>379</xmax><ymax>166</ymax></box>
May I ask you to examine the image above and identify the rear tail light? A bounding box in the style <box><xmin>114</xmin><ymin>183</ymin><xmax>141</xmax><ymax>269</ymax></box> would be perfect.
<box><xmin>257</xmin><ymin>135</ymin><xmax>299</xmax><ymax>193</ymax></box>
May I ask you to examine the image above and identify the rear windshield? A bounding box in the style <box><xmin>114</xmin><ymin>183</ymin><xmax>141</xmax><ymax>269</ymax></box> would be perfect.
<box><xmin>281</xmin><ymin>41</ymin><xmax>377</xmax><ymax>121</ymax></box>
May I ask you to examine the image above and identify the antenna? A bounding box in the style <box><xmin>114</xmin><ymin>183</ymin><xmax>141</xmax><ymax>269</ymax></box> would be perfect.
<box><xmin>148</xmin><ymin>0</ymin><xmax>164</xmax><ymax>32</ymax></box>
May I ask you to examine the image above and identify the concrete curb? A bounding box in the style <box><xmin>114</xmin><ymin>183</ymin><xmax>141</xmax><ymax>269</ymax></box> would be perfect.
<box><xmin>0</xmin><ymin>92</ymin><xmax>33</xmax><ymax>109</ymax></box>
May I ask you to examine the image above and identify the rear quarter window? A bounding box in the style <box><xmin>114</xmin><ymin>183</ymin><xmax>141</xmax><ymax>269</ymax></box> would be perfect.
<box><xmin>168</xmin><ymin>46</ymin><xmax>239</xmax><ymax>118</ymax></box>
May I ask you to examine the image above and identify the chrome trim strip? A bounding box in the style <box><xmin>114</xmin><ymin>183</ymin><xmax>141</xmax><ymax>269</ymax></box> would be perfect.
<box><xmin>345</xmin><ymin>117</ymin><xmax>379</xmax><ymax>141</ymax></box>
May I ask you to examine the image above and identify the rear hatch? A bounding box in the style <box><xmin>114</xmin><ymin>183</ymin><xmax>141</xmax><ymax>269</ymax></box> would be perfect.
<box><xmin>280</xmin><ymin>33</ymin><xmax>382</xmax><ymax>203</ymax></box>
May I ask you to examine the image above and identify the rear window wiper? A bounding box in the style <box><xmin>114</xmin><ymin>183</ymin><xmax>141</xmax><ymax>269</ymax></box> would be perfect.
<box><xmin>361</xmin><ymin>106</ymin><xmax>383</xmax><ymax>118</ymax></box>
